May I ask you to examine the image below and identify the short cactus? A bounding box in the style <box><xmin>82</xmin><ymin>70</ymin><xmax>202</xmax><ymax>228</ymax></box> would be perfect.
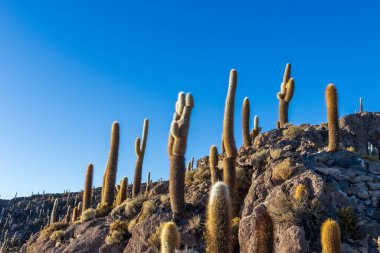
<box><xmin>294</xmin><ymin>184</ymin><xmax>307</xmax><ymax>203</ymax></box>
<box><xmin>145</xmin><ymin>172</ymin><xmax>151</xmax><ymax>195</ymax></box>
<box><xmin>325</xmin><ymin>84</ymin><xmax>340</xmax><ymax>152</ymax></box>
<box><xmin>253</xmin><ymin>207</ymin><xmax>274</xmax><ymax>253</ymax></box>
<box><xmin>321</xmin><ymin>218</ymin><xmax>341</xmax><ymax>253</ymax></box>
<box><xmin>242</xmin><ymin>97</ymin><xmax>252</xmax><ymax>147</ymax></box>
<box><xmin>101</xmin><ymin>121</ymin><xmax>120</xmax><ymax>207</ymax></box>
<box><xmin>65</xmin><ymin>205</ymin><xmax>71</xmax><ymax>223</ymax></box>
<box><xmin>209</xmin><ymin>145</ymin><xmax>221</xmax><ymax>184</ymax></box>
<box><xmin>251</xmin><ymin>115</ymin><xmax>262</xmax><ymax>143</ymax></box>
<box><xmin>223</xmin><ymin>69</ymin><xmax>237</xmax><ymax>195</ymax></box>
<box><xmin>50</xmin><ymin>199</ymin><xmax>58</xmax><ymax>225</ymax></box>
<box><xmin>117</xmin><ymin>177</ymin><xmax>128</xmax><ymax>205</ymax></box>
<box><xmin>160</xmin><ymin>222</ymin><xmax>180</xmax><ymax>253</ymax></box>
<box><xmin>168</xmin><ymin>92</ymin><xmax>194</xmax><ymax>216</ymax></box>
<box><xmin>205</xmin><ymin>182</ymin><xmax>232</xmax><ymax>253</ymax></box>
<box><xmin>132</xmin><ymin>119</ymin><xmax>149</xmax><ymax>198</ymax></box>
<box><xmin>72</xmin><ymin>206</ymin><xmax>79</xmax><ymax>222</ymax></box>
<box><xmin>82</xmin><ymin>163</ymin><xmax>93</xmax><ymax>212</ymax></box>
<box><xmin>277</xmin><ymin>63</ymin><xmax>295</xmax><ymax>128</ymax></box>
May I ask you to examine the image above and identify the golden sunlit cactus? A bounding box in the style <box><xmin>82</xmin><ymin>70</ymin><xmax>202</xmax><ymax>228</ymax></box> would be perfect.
<box><xmin>277</xmin><ymin>63</ymin><xmax>295</xmax><ymax>128</ymax></box>
<box><xmin>321</xmin><ymin>218</ymin><xmax>341</xmax><ymax>253</ymax></box>
<box><xmin>242</xmin><ymin>97</ymin><xmax>251</xmax><ymax>147</ymax></box>
<box><xmin>132</xmin><ymin>119</ymin><xmax>149</xmax><ymax>198</ymax></box>
<box><xmin>168</xmin><ymin>92</ymin><xmax>194</xmax><ymax>216</ymax></box>
<box><xmin>205</xmin><ymin>182</ymin><xmax>232</xmax><ymax>253</ymax></box>
<box><xmin>251</xmin><ymin>115</ymin><xmax>262</xmax><ymax>143</ymax></box>
<box><xmin>101</xmin><ymin>121</ymin><xmax>120</xmax><ymax>207</ymax></box>
<box><xmin>294</xmin><ymin>184</ymin><xmax>307</xmax><ymax>203</ymax></box>
<box><xmin>82</xmin><ymin>163</ymin><xmax>93</xmax><ymax>212</ymax></box>
<box><xmin>223</xmin><ymin>70</ymin><xmax>237</xmax><ymax>195</ymax></box>
<box><xmin>117</xmin><ymin>177</ymin><xmax>128</xmax><ymax>205</ymax></box>
<box><xmin>209</xmin><ymin>145</ymin><xmax>221</xmax><ymax>184</ymax></box>
<box><xmin>50</xmin><ymin>199</ymin><xmax>58</xmax><ymax>225</ymax></box>
<box><xmin>72</xmin><ymin>206</ymin><xmax>79</xmax><ymax>222</ymax></box>
<box><xmin>325</xmin><ymin>84</ymin><xmax>340</xmax><ymax>152</ymax></box>
<box><xmin>161</xmin><ymin>222</ymin><xmax>180</xmax><ymax>253</ymax></box>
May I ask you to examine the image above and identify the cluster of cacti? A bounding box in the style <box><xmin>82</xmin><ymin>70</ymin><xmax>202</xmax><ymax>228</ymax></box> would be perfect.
<box><xmin>276</xmin><ymin>63</ymin><xmax>295</xmax><ymax>128</ymax></box>
<box><xmin>132</xmin><ymin>119</ymin><xmax>149</xmax><ymax>199</ymax></box>
<box><xmin>82</xmin><ymin>164</ymin><xmax>93</xmax><ymax>212</ymax></box>
<box><xmin>205</xmin><ymin>182</ymin><xmax>232</xmax><ymax>252</ymax></box>
<box><xmin>325</xmin><ymin>84</ymin><xmax>340</xmax><ymax>152</ymax></box>
<box><xmin>168</xmin><ymin>92</ymin><xmax>194</xmax><ymax>216</ymax></box>
<box><xmin>222</xmin><ymin>69</ymin><xmax>237</xmax><ymax>195</ymax></box>
<box><xmin>321</xmin><ymin>218</ymin><xmax>341</xmax><ymax>253</ymax></box>
<box><xmin>242</xmin><ymin>97</ymin><xmax>262</xmax><ymax>147</ymax></box>
<box><xmin>160</xmin><ymin>222</ymin><xmax>180</xmax><ymax>253</ymax></box>
<box><xmin>101</xmin><ymin>121</ymin><xmax>120</xmax><ymax>207</ymax></box>
<box><xmin>209</xmin><ymin>145</ymin><xmax>221</xmax><ymax>184</ymax></box>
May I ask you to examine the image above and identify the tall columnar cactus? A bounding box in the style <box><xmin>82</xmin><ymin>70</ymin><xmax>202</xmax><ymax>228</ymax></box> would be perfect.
<box><xmin>132</xmin><ymin>119</ymin><xmax>149</xmax><ymax>198</ymax></box>
<box><xmin>205</xmin><ymin>182</ymin><xmax>232</xmax><ymax>253</ymax></box>
<box><xmin>50</xmin><ymin>199</ymin><xmax>58</xmax><ymax>225</ymax></box>
<box><xmin>223</xmin><ymin>69</ymin><xmax>237</xmax><ymax>194</ymax></box>
<box><xmin>360</xmin><ymin>97</ymin><xmax>363</xmax><ymax>113</ymax></box>
<box><xmin>101</xmin><ymin>121</ymin><xmax>120</xmax><ymax>206</ymax></box>
<box><xmin>117</xmin><ymin>177</ymin><xmax>128</xmax><ymax>205</ymax></box>
<box><xmin>65</xmin><ymin>205</ymin><xmax>71</xmax><ymax>223</ymax></box>
<box><xmin>72</xmin><ymin>206</ymin><xmax>79</xmax><ymax>222</ymax></box>
<box><xmin>277</xmin><ymin>63</ymin><xmax>295</xmax><ymax>128</ymax></box>
<box><xmin>325</xmin><ymin>84</ymin><xmax>340</xmax><ymax>152</ymax></box>
<box><xmin>145</xmin><ymin>172</ymin><xmax>151</xmax><ymax>195</ymax></box>
<box><xmin>242</xmin><ymin>97</ymin><xmax>251</xmax><ymax>147</ymax></box>
<box><xmin>321</xmin><ymin>218</ymin><xmax>341</xmax><ymax>253</ymax></box>
<box><xmin>82</xmin><ymin>163</ymin><xmax>93</xmax><ymax>212</ymax></box>
<box><xmin>161</xmin><ymin>222</ymin><xmax>180</xmax><ymax>253</ymax></box>
<box><xmin>209</xmin><ymin>145</ymin><xmax>221</xmax><ymax>184</ymax></box>
<box><xmin>168</xmin><ymin>92</ymin><xmax>194</xmax><ymax>216</ymax></box>
<box><xmin>251</xmin><ymin>115</ymin><xmax>261</xmax><ymax>143</ymax></box>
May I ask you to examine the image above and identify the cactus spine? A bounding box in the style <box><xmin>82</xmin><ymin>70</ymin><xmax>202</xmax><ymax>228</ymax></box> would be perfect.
<box><xmin>277</xmin><ymin>63</ymin><xmax>295</xmax><ymax>128</ymax></box>
<box><xmin>321</xmin><ymin>218</ymin><xmax>341</xmax><ymax>253</ymax></box>
<box><xmin>242</xmin><ymin>97</ymin><xmax>251</xmax><ymax>147</ymax></box>
<box><xmin>223</xmin><ymin>69</ymin><xmax>237</xmax><ymax>194</ymax></box>
<box><xmin>205</xmin><ymin>182</ymin><xmax>232</xmax><ymax>253</ymax></box>
<box><xmin>209</xmin><ymin>145</ymin><xmax>221</xmax><ymax>184</ymax></box>
<box><xmin>117</xmin><ymin>177</ymin><xmax>128</xmax><ymax>205</ymax></box>
<box><xmin>325</xmin><ymin>84</ymin><xmax>340</xmax><ymax>152</ymax></box>
<box><xmin>101</xmin><ymin>121</ymin><xmax>120</xmax><ymax>206</ymax></box>
<box><xmin>251</xmin><ymin>115</ymin><xmax>261</xmax><ymax>143</ymax></box>
<box><xmin>132</xmin><ymin>119</ymin><xmax>149</xmax><ymax>198</ymax></box>
<box><xmin>168</xmin><ymin>92</ymin><xmax>194</xmax><ymax>216</ymax></box>
<box><xmin>161</xmin><ymin>222</ymin><xmax>180</xmax><ymax>253</ymax></box>
<box><xmin>49</xmin><ymin>199</ymin><xmax>58</xmax><ymax>225</ymax></box>
<box><xmin>82</xmin><ymin>163</ymin><xmax>93</xmax><ymax>212</ymax></box>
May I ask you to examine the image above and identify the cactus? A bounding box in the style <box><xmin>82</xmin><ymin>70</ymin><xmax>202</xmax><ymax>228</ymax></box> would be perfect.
<box><xmin>168</xmin><ymin>92</ymin><xmax>194</xmax><ymax>216</ymax></box>
<box><xmin>209</xmin><ymin>145</ymin><xmax>221</xmax><ymax>184</ymax></box>
<box><xmin>325</xmin><ymin>84</ymin><xmax>340</xmax><ymax>152</ymax></box>
<box><xmin>223</xmin><ymin>69</ymin><xmax>237</xmax><ymax>194</ymax></box>
<box><xmin>251</xmin><ymin>115</ymin><xmax>262</xmax><ymax>143</ymax></box>
<box><xmin>277</xmin><ymin>63</ymin><xmax>295</xmax><ymax>128</ymax></box>
<box><xmin>187</xmin><ymin>161</ymin><xmax>192</xmax><ymax>172</ymax></box>
<box><xmin>82</xmin><ymin>163</ymin><xmax>93</xmax><ymax>212</ymax></box>
<box><xmin>360</xmin><ymin>97</ymin><xmax>363</xmax><ymax>113</ymax></box>
<box><xmin>117</xmin><ymin>177</ymin><xmax>128</xmax><ymax>205</ymax></box>
<box><xmin>132</xmin><ymin>119</ymin><xmax>149</xmax><ymax>198</ymax></box>
<box><xmin>294</xmin><ymin>184</ymin><xmax>307</xmax><ymax>203</ymax></box>
<box><xmin>242</xmin><ymin>97</ymin><xmax>251</xmax><ymax>147</ymax></box>
<box><xmin>65</xmin><ymin>205</ymin><xmax>71</xmax><ymax>223</ymax></box>
<box><xmin>321</xmin><ymin>218</ymin><xmax>341</xmax><ymax>253</ymax></box>
<box><xmin>205</xmin><ymin>182</ymin><xmax>232</xmax><ymax>253</ymax></box>
<box><xmin>253</xmin><ymin>206</ymin><xmax>274</xmax><ymax>253</ymax></box>
<box><xmin>145</xmin><ymin>172</ymin><xmax>151</xmax><ymax>195</ymax></box>
<box><xmin>101</xmin><ymin>122</ymin><xmax>120</xmax><ymax>207</ymax></box>
<box><xmin>72</xmin><ymin>206</ymin><xmax>79</xmax><ymax>222</ymax></box>
<box><xmin>161</xmin><ymin>222</ymin><xmax>180</xmax><ymax>253</ymax></box>
<box><xmin>50</xmin><ymin>199</ymin><xmax>58</xmax><ymax>225</ymax></box>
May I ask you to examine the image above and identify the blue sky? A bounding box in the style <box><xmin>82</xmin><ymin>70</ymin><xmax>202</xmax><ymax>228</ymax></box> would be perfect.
<box><xmin>0</xmin><ymin>1</ymin><xmax>379</xmax><ymax>199</ymax></box>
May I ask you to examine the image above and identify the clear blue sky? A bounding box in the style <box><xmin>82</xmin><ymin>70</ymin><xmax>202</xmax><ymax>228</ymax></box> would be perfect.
<box><xmin>0</xmin><ymin>1</ymin><xmax>379</xmax><ymax>199</ymax></box>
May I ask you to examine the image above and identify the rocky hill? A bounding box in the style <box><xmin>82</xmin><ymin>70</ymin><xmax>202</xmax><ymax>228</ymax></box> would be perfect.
<box><xmin>3</xmin><ymin>112</ymin><xmax>377</xmax><ymax>253</ymax></box>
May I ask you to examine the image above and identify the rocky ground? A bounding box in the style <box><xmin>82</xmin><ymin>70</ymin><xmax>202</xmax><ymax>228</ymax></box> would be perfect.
<box><xmin>1</xmin><ymin>112</ymin><xmax>380</xmax><ymax>252</ymax></box>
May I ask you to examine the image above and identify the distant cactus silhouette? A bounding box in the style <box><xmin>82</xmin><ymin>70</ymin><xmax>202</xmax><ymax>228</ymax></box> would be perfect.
<box><xmin>242</xmin><ymin>97</ymin><xmax>252</xmax><ymax>147</ymax></box>
<box><xmin>82</xmin><ymin>164</ymin><xmax>93</xmax><ymax>212</ymax></box>
<box><xmin>205</xmin><ymin>182</ymin><xmax>231</xmax><ymax>253</ymax></box>
<box><xmin>132</xmin><ymin>119</ymin><xmax>149</xmax><ymax>198</ymax></box>
<box><xmin>277</xmin><ymin>63</ymin><xmax>295</xmax><ymax>128</ymax></box>
<box><xmin>360</xmin><ymin>97</ymin><xmax>363</xmax><ymax>113</ymax></box>
<box><xmin>168</xmin><ymin>92</ymin><xmax>194</xmax><ymax>216</ymax></box>
<box><xmin>321</xmin><ymin>218</ymin><xmax>341</xmax><ymax>253</ymax></box>
<box><xmin>223</xmin><ymin>69</ymin><xmax>237</xmax><ymax>194</ymax></box>
<box><xmin>325</xmin><ymin>84</ymin><xmax>340</xmax><ymax>152</ymax></box>
<box><xmin>101</xmin><ymin>122</ymin><xmax>120</xmax><ymax>206</ymax></box>
<box><xmin>161</xmin><ymin>222</ymin><xmax>180</xmax><ymax>253</ymax></box>
<box><xmin>209</xmin><ymin>145</ymin><xmax>221</xmax><ymax>184</ymax></box>
<box><xmin>251</xmin><ymin>115</ymin><xmax>261</xmax><ymax>143</ymax></box>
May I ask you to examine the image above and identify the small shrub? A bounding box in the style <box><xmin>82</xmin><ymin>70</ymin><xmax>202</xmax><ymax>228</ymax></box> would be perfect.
<box><xmin>272</xmin><ymin>158</ymin><xmax>295</xmax><ymax>181</ymax></box>
<box><xmin>111</xmin><ymin>202</ymin><xmax>127</xmax><ymax>217</ymax></box>
<box><xmin>105</xmin><ymin>219</ymin><xmax>129</xmax><ymax>245</ymax></box>
<box><xmin>251</xmin><ymin>150</ymin><xmax>269</xmax><ymax>166</ymax></box>
<box><xmin>50</xmin><ymin>230</ymin><xmax>65</xmax><ymax>241</ymax></box>
<box><xmin>185</xmin><ymin>170</ymin><xmax>195</xmax><ymax>186</ymax></box>
<box><xmin>269</xmin><ymin>148</ymin><xmax>282</xmax><ymax>160</ymax></box>
<box><xmin>147</xmin><ymin>223</ymin><xmax>164</xmax><ymax>251</ymax></box>
<box><xmin>40</xmin><ymin>222</ymin><xmax>68</xmax><ymax>238</ymax></box>
<box><xmin>95</xmin><ymin>205</ymin><xmax>113</xmax><ymax>218</ymax></box>
<box><xmin>231</xmin><ymin>217</ymin><xmax>240</xmax><ymax>250</ymax></box>
<box><xmin>266</xmin><ymin>193</ymin><xmax>297</xmax><ymax>224</ymax></box>
<box><xmin>193</xmin><ymin>167</ymin><xmax>211</xmax><ymax>185</ymax></box>
<box><xmin>124</xmin><ymin>195</ymin><xmax>146</xmax><ymax>219</ymax></box>
<box><xmin>338</xmin><ymin>207</ymin><xmax>361</xmax><ymax>240</ymax></box>
<box><xmin>81</xmin><ymin>208</ymin><xmax>96</xmax><ymax>222</ymax></box>
<box><xmin>139</xmin><ymin>201</ymin><xmax>155</xmax><ymax>221</ymax></box>
<box><xmin>346</xmin><ymin>146</ymin><xmax>355</xmax><ymax>153</ymax></box>
<box><xmin>283</xmin><ymin>125</ymin><xmax>303</xmax><ymax>139</ymax></box>
<box><xmin>160</xmin><ymin>194</ymin><xmax>169</xmax><ymax>204</ymax></box>
<box><xmin>127</xmin><ymin>218</ymin><xmax>137</xmax><ymax>233</ymax></box>
<box><xmin>187</xmin><ymin>214</ymin><xmax>201</xmax><ymax>230</ymax></box>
